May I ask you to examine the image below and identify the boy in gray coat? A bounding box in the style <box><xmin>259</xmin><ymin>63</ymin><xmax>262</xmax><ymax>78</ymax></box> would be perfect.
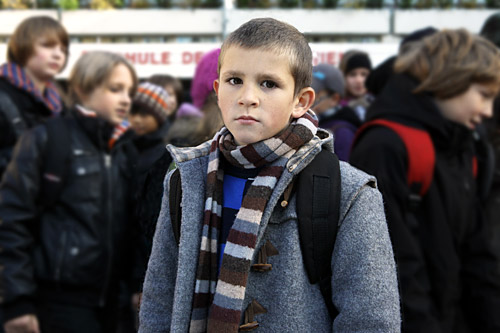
<box><xmin>139</xmin><ymin>18</ymin><xmax>400</xmax><ymax>332</ymax></box>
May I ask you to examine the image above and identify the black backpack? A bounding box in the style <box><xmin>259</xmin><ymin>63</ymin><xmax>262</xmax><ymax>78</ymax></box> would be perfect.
<box><xmin>168</xmin><ymin>149</ymin><xmax>341</xmax><ymax>319</ymax></box>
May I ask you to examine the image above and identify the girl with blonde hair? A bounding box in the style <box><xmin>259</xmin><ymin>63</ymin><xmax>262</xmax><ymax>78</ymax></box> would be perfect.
<box><xmin>0</xmin><ymin>51</ymin><xmax>139</xmax><ymax>333</ymax></box>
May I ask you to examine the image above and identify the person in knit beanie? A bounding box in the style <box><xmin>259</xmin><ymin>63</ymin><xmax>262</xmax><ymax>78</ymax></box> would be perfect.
<box><xmin>190</xmin><ymin>48</ymin><xmax>220</xmax><ymax>110</ymax></box>
<box><xmin>130</xmin><ymin>82</ymin><xmax>171</xmax><ymax>136</ymax></box>
<box><xmin>176</xmin><ymin>48</ymin><xmax>221</xmax><ymax>119</ymax></box>
<box><xmin>339</xmin><ymin>50</ymin><xmax>372</xmax><ymax>100</ymax></box>
<box><xmin>338</xmin><ymin>50</ymin><xmax>374</xmax><ymax>122</ymax></box>
<box><xmin>129</xmin><ymin>82</ymin><xmax>176</xmax><ymax>322</ymax></box>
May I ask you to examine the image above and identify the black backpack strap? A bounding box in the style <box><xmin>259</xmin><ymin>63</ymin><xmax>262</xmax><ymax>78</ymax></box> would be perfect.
<box><xmin>39</xmin><ymin>117</ymin><xmax>72</xmax><ymax>208</ymax></box>
<box><xmin>169</xmin><ymin>168</ymin><xmax>182</xmax><ymax>245</ymax></box>
<box><xmin>296</xmin><ymin>149</ymin><xmax>341</xmax><ymax>320</ymax></box>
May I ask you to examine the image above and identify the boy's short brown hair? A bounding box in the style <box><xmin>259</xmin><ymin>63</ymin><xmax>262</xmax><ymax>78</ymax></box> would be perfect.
<box><xmin>8</xmin><ymin>16</ymin><xmax>69</xmax><ymax>69</ymax></box>
<box><xmin>395</xmin><ymin>29</ymin><xmax>500</xmax><ymax>99</ymax></box>
<box><xmin>67</xmin><ymin>51</ymin><xmax>138</xmax><ymax>107</ymax></box>
<box><xmin>218</xmin><ymin>18</ymin><xmax>312</xmax><ymax>97</ymax></box>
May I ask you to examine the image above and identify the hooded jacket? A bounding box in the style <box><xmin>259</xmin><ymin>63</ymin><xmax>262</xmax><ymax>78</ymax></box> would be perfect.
<box><xmin>139</xmin><ymin>129</ymin><xmax>401</xmax><ymax>332</ymax></box>
<box><xmin>350</xmin><ymin>74</ymin><xmax>500</xmax><ymax>333</ymax></box>
<box><xmin>0</xmin><ymin>109</ymin><xmax>137</xmax><ymax>323</ymax></box>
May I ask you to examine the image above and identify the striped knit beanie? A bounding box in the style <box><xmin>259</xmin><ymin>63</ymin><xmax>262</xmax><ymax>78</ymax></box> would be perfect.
<box><xmin>132</xmin><ymin>82</ymin><xmax>170</xmax><ymax>125</ymax></box>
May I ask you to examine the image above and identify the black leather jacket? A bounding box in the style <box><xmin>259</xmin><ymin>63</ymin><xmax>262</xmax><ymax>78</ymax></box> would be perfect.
<box><xmin>0</xmin><ymin>110</ymin><xmax>137</xmax><ymax>322</ymax></box>
<box><xmin>0</xmin><ymin>78</ymin><xmax>55</xmax><ymax>179</ymax></box>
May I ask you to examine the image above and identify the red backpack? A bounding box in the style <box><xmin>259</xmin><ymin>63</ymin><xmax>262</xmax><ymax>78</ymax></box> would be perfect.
<box><xmin>354</xmin><ymin>119</ymin><xmax>478</xmax><ymax>198</ymax></box>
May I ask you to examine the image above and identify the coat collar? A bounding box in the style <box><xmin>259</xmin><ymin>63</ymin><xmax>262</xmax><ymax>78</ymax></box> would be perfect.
<box><xmin>167</xmin><ymin>128</ymin><xmax>333</xmax><ymax>175</ymax></box>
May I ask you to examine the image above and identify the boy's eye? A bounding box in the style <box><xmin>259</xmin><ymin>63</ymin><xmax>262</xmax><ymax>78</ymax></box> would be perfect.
<box><xmin>261</xmin><ymin>80</ymin><xmax>277</xmax><ymax>89</ymax></box>
<box><xmin>109</xmin><ymin>86</ymin><xmax>124</xmax><ymax>93</ymax></box>
<box><xmin>228</xmin><ymin>78</ymin><xmax>242</xmax><ymax>85</ymax></box>
<box><xmin>481</xmin><ymin>91</ymin><xmax>495</xmax><ymax>99</ymax></box>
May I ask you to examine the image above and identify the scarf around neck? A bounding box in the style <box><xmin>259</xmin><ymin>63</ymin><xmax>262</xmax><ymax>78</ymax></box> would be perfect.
<box><xmin>76</xmin><ymin>105</ymin><xmax>130</xmax><ymax>150</ymax></box>
<box><xmin>0</xmin><ymin>62</ymin><xmax>63</xmax><ymax>114</ymax></box>
<box><xmin>189</xmin><ymin>110</ymin><xmax>318</xmax><ymax>333</ymax></box>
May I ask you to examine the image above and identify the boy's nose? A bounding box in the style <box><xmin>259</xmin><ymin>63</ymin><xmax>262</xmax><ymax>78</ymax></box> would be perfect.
<box><xmin>121</xmin><ymin>92</ymin><xmax>131</xmax><ymax>106</ymax></box>
<box><xmin>483</xmin><ymin>100</ymin><xmax>494</xmax><ymax>118</ymax></box>
<box><xmin>53</xmin><ymin>46</ymin><xmax>64</xmax><ymax>58</ymax></box>
<box><xmin>238</xmin><ymin>84</ymin><xmax>259</xmax><ymax>107</ymax></box>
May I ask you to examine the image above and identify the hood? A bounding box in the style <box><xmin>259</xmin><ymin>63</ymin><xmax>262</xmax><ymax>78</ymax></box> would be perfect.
<box><xmin>366</xmin><ymin>74</ymin><xmax>472</xmax><ymax>150</ymax></box>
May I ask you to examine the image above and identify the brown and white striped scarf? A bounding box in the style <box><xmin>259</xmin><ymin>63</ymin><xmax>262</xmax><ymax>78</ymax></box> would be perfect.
<box><xmin>189</xmin><ymin>110</ymin><xmax>318</xmax><ymax>332</ymax></box>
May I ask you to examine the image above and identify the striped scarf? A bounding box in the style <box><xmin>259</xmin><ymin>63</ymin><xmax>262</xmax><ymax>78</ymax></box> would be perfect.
<box><xmin>189</xmin><ymin>110</ymin><xmax>318</xmax><ymax>333</ymax></box>
<box><xmin>0</xmin><ymin>62</ymin><xmax>63</xmax><ymax>114</ymax></box>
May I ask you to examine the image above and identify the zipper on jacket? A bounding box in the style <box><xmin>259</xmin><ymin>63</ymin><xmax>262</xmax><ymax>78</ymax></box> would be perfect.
<box><xmin>99</xmin><ymin>153</ymin><xmax>114</xmax><ymax>307</ymax></box>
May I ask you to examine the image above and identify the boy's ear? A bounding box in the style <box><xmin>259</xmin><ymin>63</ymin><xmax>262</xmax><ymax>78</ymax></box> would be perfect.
<box><xmin>213</xmin><ymin>79</ymin><xmax>220</xmax><ymax>97</ymax></box>
<box><xmin>292</xmin><ymin>87</ymin><xmax>315</xmax><ymax>119</ymax></box>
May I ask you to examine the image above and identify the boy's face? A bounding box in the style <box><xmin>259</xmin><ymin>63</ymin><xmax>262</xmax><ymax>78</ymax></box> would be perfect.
<box><xmin>25</xmin><ymin>36</ymin><xmax>66</xmax><ymax>82</ymax></box>
<box><xmin>214</xmin><ymin>46</ymin><xmax>312</xmax><ymax>146</ymax></box>
<box><xmin>79</xmin><ymin>64</ymin><xmax>134</xmax><ymax>126</ymax></box>
<box><xmin>345</xmin><ymin>68</ymin><xmax>369</xmax><ymax>98</ymax></box>
<box><xmin>130</xmin><ymin>113</ymin><xmax>160</xmax><ymax>136</ymax></box>
<box><xmin>435</xmin><ymin>83</ymin><xmax>496</xmax><ymax>130</ymax></box>
<box><xmin>164</xmin><ymin>85</ymin><xmax>178</xmax><ymax>116</ymax></box>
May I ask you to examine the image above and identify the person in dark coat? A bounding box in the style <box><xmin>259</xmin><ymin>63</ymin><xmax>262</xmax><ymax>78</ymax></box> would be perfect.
<box><xmin>350</xmin><ymin>29</ymin><xmax>500</xmax><ymax>333</ymax></box>
<box><xmin>311</xmin><ymin>63</ymin><xmax>359</xmax><ymax>161</ymax></box>
<box><xmin>0</xmin><ymin>51</ymin><xmax>139</xmax><ymax>333</ymax></box>
<box><xmin>0</xmin><ymin>16</ymin><xmax>69</xmax><ymax>179</ymax></box>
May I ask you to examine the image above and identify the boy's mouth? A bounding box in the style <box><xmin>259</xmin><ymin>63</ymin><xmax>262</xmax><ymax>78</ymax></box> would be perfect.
<box><xmin>116</xmin><ymin>109</ymin><xmax>128</xmax><ymax>118</ymax></box>
<box><xmin>237</xmin><ymin>115</ymin><xmax>257</xmax><ymax>121</ymax></box>
<box><xmin>48</xmin><ymin>63</ymin><xmax>61</xmax><ymax>70</ymax></box>
<box><xmin>237</xmin><ymin>115</ymin><xmax>258</xmax><ymax>125</ymax></box>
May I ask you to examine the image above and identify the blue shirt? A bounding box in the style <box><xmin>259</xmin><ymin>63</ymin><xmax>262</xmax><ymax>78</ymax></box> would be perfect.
<box><xmin>218</xmin><ymin>160</ymin><xmax>260</xmax><ymax>274</ymax></box>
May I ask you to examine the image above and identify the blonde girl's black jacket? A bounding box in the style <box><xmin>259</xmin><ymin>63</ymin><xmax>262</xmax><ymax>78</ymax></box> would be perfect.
<box><xmin>0</xmin><ymin>109</ymin><xmax>138</xmax><ymax>323</ymax></box>
<box><xmin>350</xmin><ymin>74</ymin><xmax>500</xmax><ymax>333</ymax></box>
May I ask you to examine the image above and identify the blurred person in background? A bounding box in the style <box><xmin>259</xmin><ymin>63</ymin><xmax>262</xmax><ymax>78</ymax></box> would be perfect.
<box><xmin>137</xmin><ymin>49</ymin><xmax>224</xmax><ymax>249</ymax></box>
<box><xmin>0</xmin><ymin>51</ymin><xmax>139</xmax><ymax>333</ymax></box>
<box><xmin>118</xmin><ymin>82</ymin><xmax>175</xmax><ymax>332</ymax></box>
<box><xmin>479</xmin><ymin>11</ymin><xmax>500</xmax><ymax>275</ymax></box>
<box><xmin>0</xmin><ymin>15</ymin><xmax>69</xmax><ymax>179</ymax></box>
<box><xmin>311</xmin><ymin>63</ymin><xmax>360</xmax><ymax>161</ymax></box>
<box><xmin>339</xmin><ymin>50</ymin><xmax>373</xmax><ymax>122</ymax></box>
<box><xmin>147</xmin><ymin>74</ymin><xmax>183</xmax><ymax>121</ymax></box>
<box><xmin>365</xmin><ymin>27</ymin><xmax>437</xmax><ymax>98</ymax></box>
<box><xmin>350</xmin><ymin>29</ymin><xmax>500</xmax><ymax>333</ymax></box>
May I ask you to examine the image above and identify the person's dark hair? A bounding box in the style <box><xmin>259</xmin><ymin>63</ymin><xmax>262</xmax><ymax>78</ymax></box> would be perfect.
<box><xmin>481</xmin><ymin>13</ymin><xmax>500</xmax><ymax>49</ymax></box>
<box><xmin>219</xmin><ymin>18</ymin><xmax>312</xmax><ymax>97</ymax></box>
<box><xmin>148</xmin><ymin>74</ymin><xmax>184</xmax><ymax>106</ymax></box>
<box><xmin>339</xmin><ymin>50</ymin><xmax>371</xmax><ymax>76</ymax></box>
<box><xmin>8</xmin><ymin>16</ymin><xmax>69</xmax><ymax>69</ymax></box>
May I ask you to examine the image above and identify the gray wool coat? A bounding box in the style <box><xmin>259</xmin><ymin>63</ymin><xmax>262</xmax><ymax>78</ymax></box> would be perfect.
<box><xmin>139</xmin><ymin>129</ymin><xmax>401</xmax><ymax>333</ymax></box>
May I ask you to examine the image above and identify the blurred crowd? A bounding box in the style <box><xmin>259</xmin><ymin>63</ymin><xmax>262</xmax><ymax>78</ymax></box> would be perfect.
<box><xmin>1</xmin><ymin>13</ymin><xmax>500</xmax><ymax>333</ymax></box>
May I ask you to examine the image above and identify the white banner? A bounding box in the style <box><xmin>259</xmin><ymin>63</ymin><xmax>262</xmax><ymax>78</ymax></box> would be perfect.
<box><xmin>0</xmin><ymin>42</ymin><xmax>399</xmax><ymax>79</ymax></box>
